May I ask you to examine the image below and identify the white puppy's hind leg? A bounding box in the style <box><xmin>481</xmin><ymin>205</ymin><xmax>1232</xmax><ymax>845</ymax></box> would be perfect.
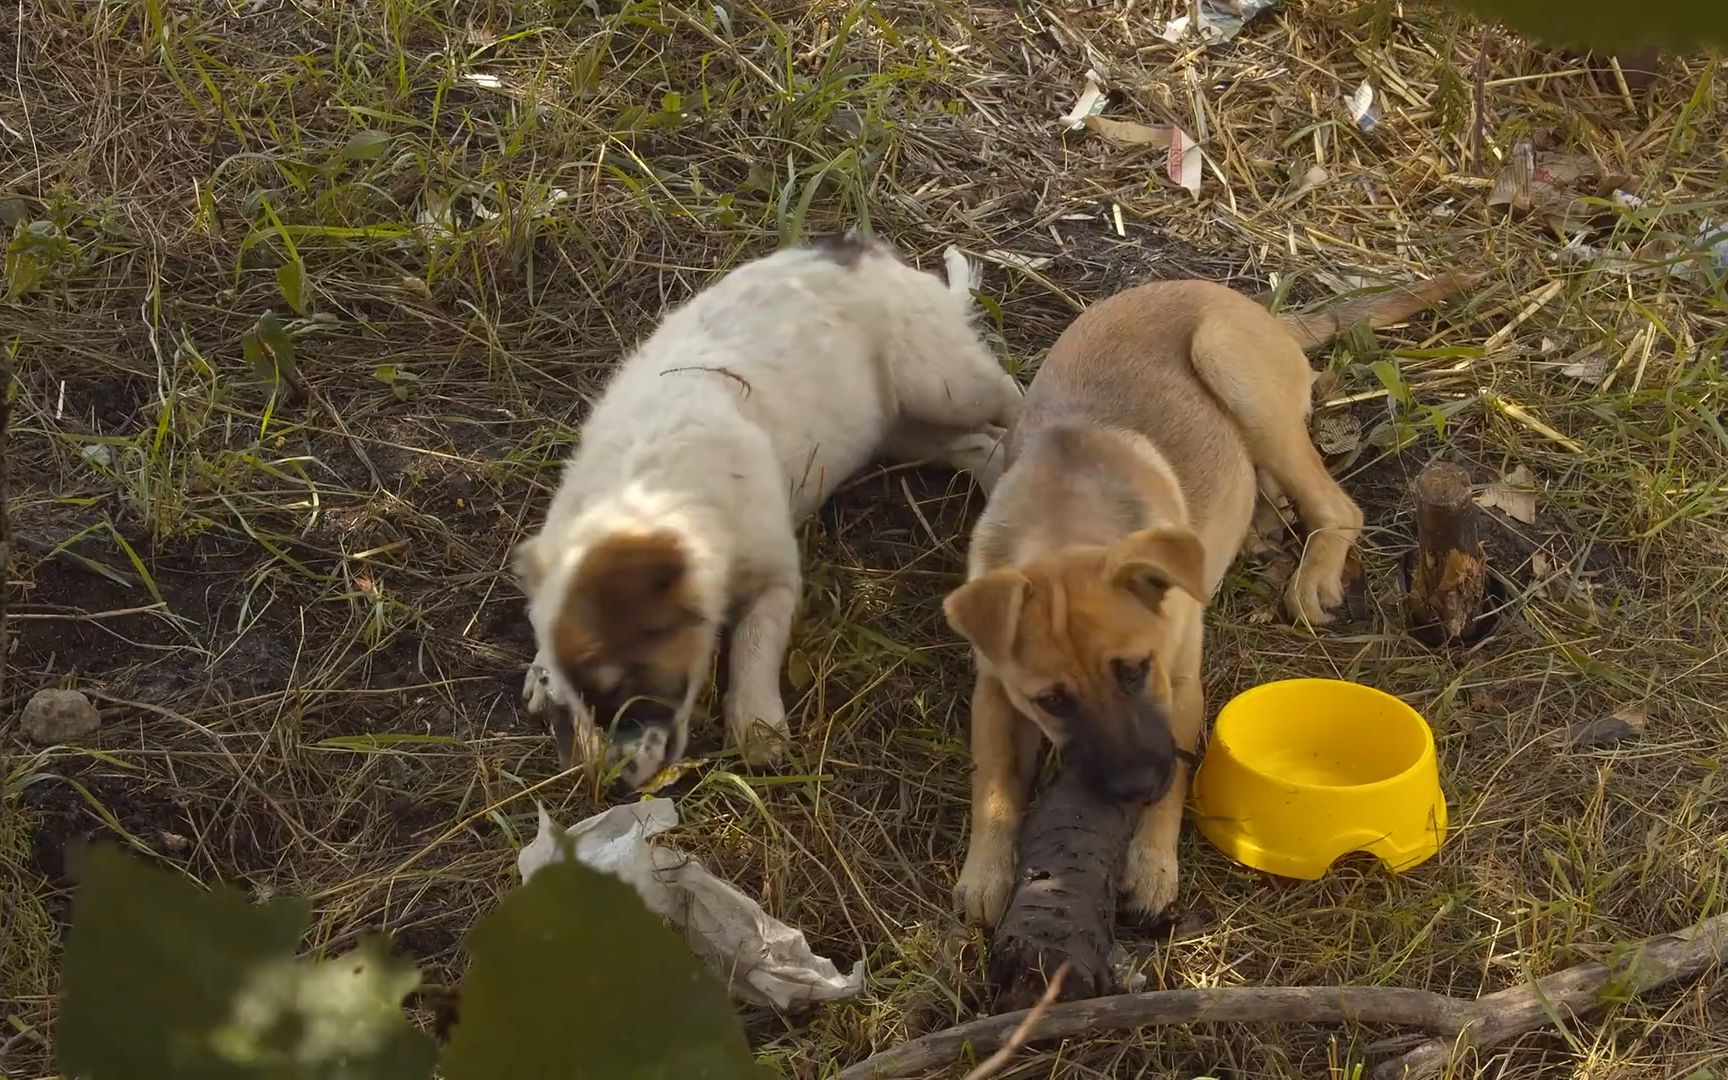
<box><xmin>883</xmin><ymin>419</ymin><xmax>1010</xmax><ymax>494</ymax></box>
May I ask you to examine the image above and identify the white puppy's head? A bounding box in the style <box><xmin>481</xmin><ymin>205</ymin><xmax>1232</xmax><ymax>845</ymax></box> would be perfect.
<box><xmin>516</xmin><ymin>526</ymin><xmax>717</xmax><ymax>794</ymax></box>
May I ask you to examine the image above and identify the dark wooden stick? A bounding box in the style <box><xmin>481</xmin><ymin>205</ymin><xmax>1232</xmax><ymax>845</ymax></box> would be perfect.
<box><xmin>837</xmin><ymin>987</ymin><xmax>1472</xmax><ymax>1080</ymax></box>
<box><xmin>0</xmin><ymin>349</ymin><xmax>11</xmax><ymax>709</ymax></box>
<box><xmin>1378</xmin><ymin>912</ymin><xmax>1728</xmax><ymax>1079</ymax></box>
<box><xmin>988</xmin><ymin>765</ymin><xmax>1134</xmax><ymax>1014</ymax></box>
<box><xmin>838</xmin><ymin>912</ymin><xmax>1728</xmax><ymax>1080</ymax></box>
<box><xmin>1406</xmin><ymin>460</ymin><xmax>1487</xmax><ymax>645</ymax></box>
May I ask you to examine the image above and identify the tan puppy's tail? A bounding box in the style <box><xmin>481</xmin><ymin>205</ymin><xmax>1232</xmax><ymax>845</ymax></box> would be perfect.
<box><xmin>1278</xmin><ymin>272</ymin><xmax>1481</xmax><ymax>353</ymax></box>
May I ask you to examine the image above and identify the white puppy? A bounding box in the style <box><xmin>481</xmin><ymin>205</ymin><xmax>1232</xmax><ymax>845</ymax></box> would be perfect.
<box><xmin>515</xmin><ymin>234</ymin><xmax>1023</xmax><ymax>792</ymax></box>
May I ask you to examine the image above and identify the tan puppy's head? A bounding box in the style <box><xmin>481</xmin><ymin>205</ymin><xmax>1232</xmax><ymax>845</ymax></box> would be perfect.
<box><xmin>516</xmin><ymin>529</ymin><xmax>714</xmax><ymax>793</ymax></box>
<box><xmin>944</xmin><ymin>528</ymin><xmax>1207</xmax><ymax>804</ymax></box>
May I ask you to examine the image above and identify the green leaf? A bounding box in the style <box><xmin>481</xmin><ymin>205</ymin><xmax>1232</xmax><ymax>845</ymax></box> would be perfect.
<box><xmin>245</xmin><ymin>311</ymin><xmax>299</xmax><ymax>388</ymax></box>
<box><xmin>443</xmin><ymin>858</ymin><xmax>768</xmax><ymax>1080</ymax></box>
<box><xmin>1444</xmin><ymin>0</ymin><xmax>1728</xmax><ymax>51</ymax></box>
<box><xmin>276</xmin><ymin>258</ymin><xmax>310</xmax><ymax>315</ymax></box>
<box><xmin>342</xmin><ymin>129</ymin><xmax>393</xmax><ymax>161</ymax></box>
<box><xmin>59</xmin><ymin>845</ymin><xmax>437</xmax><ymax>1080</ymax></box>
<box><xmin>1369</xmin><ymin>358</ymin><xmax>1412</xmax><ymax>410</ymax></box>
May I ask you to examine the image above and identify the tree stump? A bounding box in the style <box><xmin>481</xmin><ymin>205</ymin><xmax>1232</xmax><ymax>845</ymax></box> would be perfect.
<box><xmin>988</xmin><ymin>765</ymin><xmax>1135</xmax><ymax>1013</ymax></box>
<box><xmin>1406</xmin><ymin>461</ymin><xmax>1488</xmax><ymax>646</ymax></box>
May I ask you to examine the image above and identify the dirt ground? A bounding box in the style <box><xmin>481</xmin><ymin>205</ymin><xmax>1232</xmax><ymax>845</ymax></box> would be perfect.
<box><xmin>4</xmin><ymin>2</ymin><xmax>1727</xmax><ymax>1077</ymax></box>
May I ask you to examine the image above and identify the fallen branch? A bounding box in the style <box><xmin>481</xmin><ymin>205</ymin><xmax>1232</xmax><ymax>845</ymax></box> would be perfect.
<box><xmin>838</xmin><ymin>987</ymin><xmax>1469</xmax><ymax>1080</ymax></box>
<box><xmin>1380</xmin><ymin>911</ymin><xmax>1728</xmax><ymax>1079</ymax></box>
<box><xmin>838</xmin><ymin>913</ymin><xmax>1728</xmax><ymax>1080</ymax></box>
<box><xmin>0</xmin><ymin>348</ymin><xmax>11</xmax><ymax>709</ymax></box>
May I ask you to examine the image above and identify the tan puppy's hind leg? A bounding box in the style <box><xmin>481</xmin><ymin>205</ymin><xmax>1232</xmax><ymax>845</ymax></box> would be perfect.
<box><xmin>1189</xmin><ymin>317</ymin><xmax>1364</xmax><ymax>624</ymax></box>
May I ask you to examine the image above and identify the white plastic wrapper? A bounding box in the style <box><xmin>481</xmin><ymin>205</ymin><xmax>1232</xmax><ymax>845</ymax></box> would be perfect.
<box><xmin>517</xmin><ymin>799</ymin><xmax>865</xmax><ymax>1010</ymax></box>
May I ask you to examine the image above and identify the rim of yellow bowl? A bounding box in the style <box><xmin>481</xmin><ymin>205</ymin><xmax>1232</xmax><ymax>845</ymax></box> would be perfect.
<box><xmin>1207</xmin><ymin>678</ymin><xmax>1437</xmax><ymax>796</ymax></box>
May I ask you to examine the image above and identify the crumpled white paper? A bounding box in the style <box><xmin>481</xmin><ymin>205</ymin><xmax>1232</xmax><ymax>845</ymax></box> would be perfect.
<box><xmin>517</xmin><ymin>799</ymin><xmax>865</xmax><ymax>1010</ymax></box>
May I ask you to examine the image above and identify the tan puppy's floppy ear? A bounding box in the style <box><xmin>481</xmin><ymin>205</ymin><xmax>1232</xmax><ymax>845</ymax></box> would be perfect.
<box><xmin>943</xmin><ymin>570</ymin><xmax>1029</xmax><ymax>663</ymax></box>
<box><xmin>1109</xmin><ymin>527</ymin><xmax>1208</xmax><ymax>610</ymax></box>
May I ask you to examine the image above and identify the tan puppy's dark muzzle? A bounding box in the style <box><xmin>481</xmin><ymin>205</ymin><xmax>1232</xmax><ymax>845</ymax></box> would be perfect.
<box><xmin>1074</xmin><ymin>700</ymin><xmax>1178</xmax><ymax>804</ymax></box>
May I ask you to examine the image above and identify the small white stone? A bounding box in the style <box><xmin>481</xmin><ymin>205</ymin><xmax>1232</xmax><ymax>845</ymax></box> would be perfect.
<box><xmin>21</xmin><ymin>688</ymin><xmax>101</xmax><ymax>745</ymax></box>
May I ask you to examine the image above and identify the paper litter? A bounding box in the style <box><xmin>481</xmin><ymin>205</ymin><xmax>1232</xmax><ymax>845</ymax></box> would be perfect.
<box><xmin>518</xmin><ymin>799</ymin><xmax>865</xmax><ymax>1011</ymax></box>
<box><xmin>1159</xmin><ymin>0</ymin><xmax>1276</xmax><ymax>44</ymax></box>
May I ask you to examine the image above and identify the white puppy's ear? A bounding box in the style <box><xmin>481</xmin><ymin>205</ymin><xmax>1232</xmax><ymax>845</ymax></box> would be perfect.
<box><xmin>513</xmin><ymin>536</ymin><xmax>549</xmax><ymax>591</ymax></box>
<box><xmin>943</xmin><ymin>245</ymin><xmax>981</xmax><ymax>302</ymax></box>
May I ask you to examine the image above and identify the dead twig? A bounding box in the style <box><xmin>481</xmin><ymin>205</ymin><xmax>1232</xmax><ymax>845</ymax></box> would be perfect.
<box><xmin>959</xmin><ymin>962</ymin><xmax>1069</xmax><ymax>1080</ymax></box>
<box><xmin>838</xmin><ymin>986</ymin><xmax>1471</xmax><ymax>1079</ymax></box>
<box><xmin>1380</xmin><ymin>912</ymin><xmax>1728</xmax><ymax>1078</ymax></box>
<box><xmin>838</xmin><ymin>913</ymin><xmax>1728</xmax><ymax>1080</ymax></box>
<box><xmin>0</xmin><ymin>347</ymin><xmax>10</xmax><ymax>708</ymax></box>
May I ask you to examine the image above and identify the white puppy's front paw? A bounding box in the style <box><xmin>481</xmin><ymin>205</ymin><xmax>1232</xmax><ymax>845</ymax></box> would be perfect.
<box><xmin>724</xmin><ymin>689</ymin><xmax>789</xmax><ymax>766</ymax></box>
<box><xmin>1120</xmin><ymin>842</ymin><xmax>1180</xmax><ymax>921</ymax></box>
<box><xmin>522</xmin><ymin>658</ymin><xmax>557</xmax><ymax>715</ymax></box>
<box><xmin>954</xmin><ymin>838</ymin><xmax>1017</xmax><ymax>928</ymax></box>
<box><xmin>943</xmin><ymin>245</ymin><xmax>981</xmax><ymax>299</ymax></box>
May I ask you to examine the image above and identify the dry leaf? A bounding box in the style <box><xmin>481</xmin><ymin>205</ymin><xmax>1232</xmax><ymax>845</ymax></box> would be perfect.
<box><xmin>1476</xmin><ymin>465</ymin><xmax>1538</xmax><ymax>524</ymax></box>
<box><xmin>1567</xmin><ymin>707</ymin><xmax>1647</xmax><ymax>749</ymax></box>
<box><xmin>980</xmin><ymin>249</ymin><xmax>1053</xmax><ymax>272</ymax></box>
<box><xmin>1488</xmin><ymin>141</ymin><xmax>1537</xmax><ymax>210</ymax></box>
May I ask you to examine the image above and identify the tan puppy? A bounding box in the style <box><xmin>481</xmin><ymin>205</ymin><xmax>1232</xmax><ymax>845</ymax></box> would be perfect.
<box><xmin>943</xmin><ymin>277</ymin><xmax>1468</xmax><ymax>925</ymax></box>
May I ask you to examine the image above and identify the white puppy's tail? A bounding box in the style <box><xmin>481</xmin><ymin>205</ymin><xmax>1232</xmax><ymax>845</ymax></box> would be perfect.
<box><xmin>943</xmin><ymin>245</ymin><xmax>982</xmax><ymax>304</ymax></box>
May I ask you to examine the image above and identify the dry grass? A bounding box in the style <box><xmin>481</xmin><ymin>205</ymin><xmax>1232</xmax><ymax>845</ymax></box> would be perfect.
<box><xmin>4</xmin><ymin>1</ymin><xmax>1728</xmax><ymax>1077</ymax></box>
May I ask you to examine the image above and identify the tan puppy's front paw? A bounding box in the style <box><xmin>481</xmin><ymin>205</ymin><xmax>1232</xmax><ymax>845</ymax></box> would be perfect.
<box><xmin>954</xmin><ymin>841</ymin><xmax>1017</xmax><ymax>928</ymax></box>
<box><xmin>1284</xmin><ymin>562</ymin><xmax>1344</xmax><ymax>626</ymax></box>
<box><xmin>725</xmin><ymin>690</ymin><xmax>789</xmax><ymax>766</ymax></box>
<box><xmin>1121</xmin><ymin>843</ymin><xmax>1180</xmax><ymax>921</ymax></box>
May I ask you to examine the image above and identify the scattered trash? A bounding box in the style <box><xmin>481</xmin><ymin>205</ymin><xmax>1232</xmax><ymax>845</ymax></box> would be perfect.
<box><xmin>1347</xmin><ymin>80</ymin><xmax>1382</xmax><ymax>133</ymax></box>
<box><xmin>1475</xmin><ymin>465</ymin><xmax>1538</xmax><ymax>525</ymax></box>
<box><xmin>1080</xmin><ymin>114</ymin><xmax>1202</xmax><ymax>197</ymax></box>
<box><xmin>1559</xmin><ymin>343</ymin><xmax>1608</xmax><ymax>384</ymax></box>
<box><xmin>1158</xmin><ymin>0</ymin><xmax>1276</xmax><ymax>44</ymax></box>
<box><xmin>1690</xmin><ymin>219</ymin><xmax>1728</xmax><ymax>275</ymax></box>
<box><xmin>1567</xmin><ymin>706</ymin><xmax>1647</xmax><ymax>749</ymax></box>
<box><xmin>1059</xmin><ymin>71</ymin><xmax>1109</xmax><ymax>131</ymax></box>
<box><xmin>518</xmin><ymin>801</ymin><xmax>865</xmax><ymax>1010</ymax></box>
<box><xmin>1286</xmin><ymin>163</ymin><xmax>1328</xmax><ymax>202</ymax></box>
<box><xmin>1108</xmin><ymin>943</ymin><xmax>1148</xmax><ymax>993</ymax></box>
<box><xmin>1313</xmin><ymin>411</ymin><xmax>1362</xmax><ymax>455</ymax></box>
<box><xmin>1081</xmin><ymin>115</ymin><xmax>1168</xmax><ymax>145</ymax></box>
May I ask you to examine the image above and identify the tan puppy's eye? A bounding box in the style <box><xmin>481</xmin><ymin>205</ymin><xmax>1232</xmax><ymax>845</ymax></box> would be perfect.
<box><xmin>1113</xmin><ymin>656</ymin><xmax>1152</xmax><ymax>692</ymax></box>
<box><xmin>1033</xmin><ymin>687</ymin><xmax>1078</xmax><ymax>719</ymax></box>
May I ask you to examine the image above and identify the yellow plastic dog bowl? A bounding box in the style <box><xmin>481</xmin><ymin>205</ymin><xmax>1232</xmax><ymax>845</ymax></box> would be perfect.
<box><xmin>1192</xmin><ymin>679</ymin><xmax>1446</xmax><ymax>880</ymax></box>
